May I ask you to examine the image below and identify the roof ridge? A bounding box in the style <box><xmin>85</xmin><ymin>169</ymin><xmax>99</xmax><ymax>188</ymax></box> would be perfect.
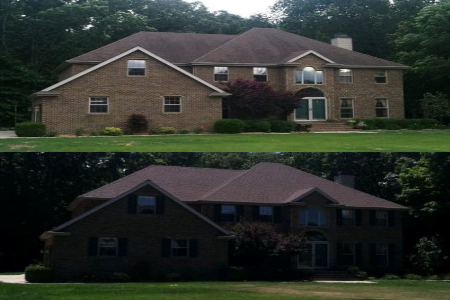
<box><xmin>199</xmin><ymin>168</ymin><xmax>250</xmax><ymax>200</ymax></box>
<box><xmin>193</xmin><ymin>28</ymin><xmax>259</xmax><ymax>63</ymax></box>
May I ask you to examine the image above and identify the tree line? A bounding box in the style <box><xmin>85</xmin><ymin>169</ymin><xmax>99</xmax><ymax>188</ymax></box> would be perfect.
<box><xmin>1</xmin><ymin>152</ymin><xmax>449</xmax><ymax>274</ymax></box>
<box><xmin>1</xmin><ymin>0</ymin><xmax>450</xmax><ymax>126</ymax></box>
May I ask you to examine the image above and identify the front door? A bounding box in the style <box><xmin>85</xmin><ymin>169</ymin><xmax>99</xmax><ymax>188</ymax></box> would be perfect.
<box><xmin>295</xmin><ymin>98</ymin><xmax>327</xmax><ymax>121</ymax></box>
<box><xmin>298</xmin><ymin>242</ymin><xmax>329</xmax><ymax>269</ymax></box>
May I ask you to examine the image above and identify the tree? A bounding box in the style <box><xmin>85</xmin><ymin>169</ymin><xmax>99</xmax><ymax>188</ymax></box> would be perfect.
<box><xmin>410</xmin><ymin>236</ymin><xmax>449</xmax><ymax>275</ymax></box>
<box><xmin>420</xmin><ymin>93</ymin><xmax>450</xmax><ymax>124</ymax></box>
<box><xmin>224</xmin><ymin>79</ymin><xmax>298</xmax><ymax>120</ymax></box>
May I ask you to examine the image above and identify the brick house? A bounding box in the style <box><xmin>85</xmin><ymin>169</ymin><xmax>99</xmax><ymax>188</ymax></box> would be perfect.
<box><xmin>31</xmin><ymin>28</ymin><xmax>408</xmax><ymax>134</ymax></box>
<box><xmin>40</xmin><ymin>163</ymin><xmax>407</xmax><ymax>281</ymax></box>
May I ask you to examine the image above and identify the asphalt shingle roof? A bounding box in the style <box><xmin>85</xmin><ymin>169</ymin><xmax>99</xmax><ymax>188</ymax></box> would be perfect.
<box><xmin>75</xmin><ymin>163</ymin><xmax>407</xmax><ymax>210</ymax></box>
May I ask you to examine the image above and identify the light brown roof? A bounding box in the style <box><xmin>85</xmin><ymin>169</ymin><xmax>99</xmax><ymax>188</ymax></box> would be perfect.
<box><xmin>74</xmin><ymin>163</ymin><xmax>407</xmax><ymax>210</ymax></box>
<box><xmin>65</xmin><ymin>28</ymin><xmax>407</xmax><ymax>68</ymax></box>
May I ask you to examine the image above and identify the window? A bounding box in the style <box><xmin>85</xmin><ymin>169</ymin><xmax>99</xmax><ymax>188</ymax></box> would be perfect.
<box><xmin>98</xmin><ymin>237</ymin><xmax>118</xmax><ymax>257</ymax></box>
<box><xmin>214</xmin><ymin>67</ymin><xmax>229</xmax><ymax>82</ymax></box>
<box><xmin>89</xmin><ymin>97</ymin><xmax>109</xmax><ymax>114</ymax></box>
<box><xmin>375</xmin><ymin>244</ymin><xmax>388</xmax><ymax>266</ymax></box>
<box><xmin>164</xmin><ymin>96</ymin><xmax>181</xmax><ymax>113</ymax></box>
<box><xmin>342</xmin><ymin>209</ymin><xmax>355</xmax><ymax>226</ymax></box>
<box><xmin>374</xmin><ymin>71</ymin><xmax>387</xmax><ymax>83</ymax></box>
<box><xmin>339</xmin><ymin>69</ymin><xmax>353</xmax><ymax>83</ymax></box>
<box><xmin>137</xmin><ymin>196</ymin><xmax>156</xmax><ymax>214</ymax></box>
<box><xmin>128</xmin><ymin>60</ymin><xmax>146</xmax><ymax>76</ymax></box>
<box><xmin>376</xmin><ymin>98</ymin><xmax>389</xmax><ymax>118</ymax></box>
<box><xmin>300</xmin><ymin>207</ymin><xmax>327</xmax><ymax>227</ymax></box>
<box><xmin>220</xmin><ymin>205</ymin><xmax>236</xmax><ymax>222</ymax></box>
<box><xmin>295</xmin><ymin>67</ymin><xmax>324</xmax><ymax>84</ymax></box>
<box><xmin>341</xmin><ymin>243</ymin><xmax>355</xmax><ymax>266</ymax></box>
<box><xmin>259</xmin><ymin>206</ymin><xmax>274</xmax><ymax>222</ymax></box>
<box><xmin>340</xmin><ymin>98</ymin><xmax>354</xmax><ymax>119</ymax></box>
<box><xmin>253</xmin><ymin>67</ymin><xmax>268</xmax><ymax>82</ymax></box>
<box><xmin>171</xmin><ymin>239</ymin><xmax>189</xmax><ymax>257</ymax></box>
<box><xmin>375</xmin><ymin>210</ymin><xmax>388</xmax><ymax>227</ymax></box>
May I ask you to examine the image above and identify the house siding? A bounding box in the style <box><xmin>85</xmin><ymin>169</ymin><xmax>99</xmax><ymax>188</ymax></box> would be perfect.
<box><xmin>46</xmin><ymin>186</ymin><xmax>229</xmax><ymax>281</ymax></box>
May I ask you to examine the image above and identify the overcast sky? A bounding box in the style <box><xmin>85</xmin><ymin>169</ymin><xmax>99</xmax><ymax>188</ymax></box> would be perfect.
<box><xmin>184</xmin><ymin>0</ymin><xmax>278</xmax><ymax>17</ymax></box>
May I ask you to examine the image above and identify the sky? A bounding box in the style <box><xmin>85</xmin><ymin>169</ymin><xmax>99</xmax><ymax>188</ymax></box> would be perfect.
<box><xmin>184</xmin><ymin>0</ymin><xmax>278</xmax><ymax>17</ymax></box>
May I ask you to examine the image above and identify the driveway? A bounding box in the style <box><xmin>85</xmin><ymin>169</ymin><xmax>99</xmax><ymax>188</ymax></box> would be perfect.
<box><xmin>0</xmin><ymin>274</ymin><xmax>26</xmax><ymax>284</ymax></box>
<box><xmin>0</xmin><ymin>131</ymin><xmax>17</xmax><ymax>138</ymax></box>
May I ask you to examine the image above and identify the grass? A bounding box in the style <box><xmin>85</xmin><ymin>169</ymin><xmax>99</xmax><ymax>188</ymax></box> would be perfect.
<box><xmin>1</xmin><ymin>130</ymin><xmax>450</xmax><ymax>152</ymax></box>
<box><xmin>1</xmin><ymin>281</ymin><xmax>450</xmax><ymax>300</ymax></box>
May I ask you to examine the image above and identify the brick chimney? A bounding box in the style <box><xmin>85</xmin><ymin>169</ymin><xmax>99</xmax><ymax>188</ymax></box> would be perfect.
<box><xmin>334</xmin><ymin>172</ymin><xmax>355</xmax><ymax>189</ymax></box>
<box><xmin>331</xmin><ymin>34</ymin><xmax>353</xmax><ymax>51</ymax></box>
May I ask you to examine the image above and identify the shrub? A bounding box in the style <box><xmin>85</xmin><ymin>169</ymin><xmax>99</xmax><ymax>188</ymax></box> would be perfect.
<box><xmin>158</xmin><ymin>127</ymin><xmax>177</xmax><ymax>134</ymax></box>
<box><xmin>214</xmin><ymin>119</ymin><xmax>245</xmax><ymax>134</ymax></box>
<box><xmin>101</xmin><ymin>127</ymin><xmax>123</xmax><ymax>136</ymax></box>
<box><xmin>223</xmin><ymin>266</ymin><xmax>247</xmax><ymax>281</ymax></box>
<box><xmin>15</xmin><ymin>122</ymin><xmax>46</xmax><ymax>137</ymax></box>
<box><xmin>25</xmin><ymin>265</ymin><xmax>56</xmax><ymax>283</ymax></box>
<box><xmin>127</xmin><ymin>114</ymin><xmax>149</xmax><ymax>133</ymax></box>
<box><xmin>110</xmin><ymin>272</ymin><xmax>130</xmax><ymax>282</ymax></box>
<box><xmin>268</xmin><ymin>120</ymin><xmax>296</xmax><ymax>133</ymax></box>
<box><xmin>44</xmin><ymin>131</ymin><xmax>59</xmax><ymax>137</ymax></box>
<box><xmin>75</xmin><ymin>128</ymin><xmax>87</xmax><ymax>137</ymax></box>
<box><xmin>404</xmin><ymin>274</ymin><xmax>422</xmax><ymax>280</ymax></box>
<box><xmin>179</xmin><ymin>130</ymin><xmax>190</xmax><ymax>134</ymax></box>
<box><xmin>359</xmin><ymin>118</ymin><xmax>438</xmax><ymax>130</ymax></box>
<box><xmin>193</xmin><ymin>127</ymin><xmax>204</xmax><ymax>134</ymax></box>
<box><xmin>243</xmin><ymin>120</ymin><xmax>271</xmax><ymax>133</ymax></box>
<box><xmin>383</xmin><ymin>274</ymin><xmax>401</xmax><ymax>280</ymax></box>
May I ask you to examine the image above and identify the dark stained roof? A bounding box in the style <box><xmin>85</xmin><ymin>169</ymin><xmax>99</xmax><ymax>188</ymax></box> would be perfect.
<box><xmin>66</xmin><ymin>28</ymin><xmax>407</xmax><ymax>68</ymax></box>
<box><xmin>74</xmin><ymin>163</ymin><xmax>407</xmax><ymax>210</ymax></box>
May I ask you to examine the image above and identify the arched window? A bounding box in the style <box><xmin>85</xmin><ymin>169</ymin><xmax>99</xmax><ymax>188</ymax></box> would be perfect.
<box><xmin>305</xmin><ymin>231</ymin><xmax>327</xmax><ymax>242</ymax></box>
<box><xmin>295</xmin><ymin>67</ymin><xmax>324</xmax><ymax>85</ymax></box>
<box><xmin>299</xmin><ymin>207</ymin><xmax>327</xmax><ymax>226</ymax></box>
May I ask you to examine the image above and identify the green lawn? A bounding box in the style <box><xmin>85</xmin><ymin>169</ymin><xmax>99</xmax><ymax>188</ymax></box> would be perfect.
<box><xmin>1</xmin><ymin>130</ymin><xmax>450</xmax><ymax>152</ymax></box>
<box><xmin>1</xmin><ymin>281</ymin><xmax>450</xmax><ymax>300</ymax></box>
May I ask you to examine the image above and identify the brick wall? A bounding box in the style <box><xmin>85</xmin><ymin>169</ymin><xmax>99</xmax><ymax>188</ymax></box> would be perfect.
<box><xmin>46</xmin><ymin>186</ymin><xmax>229</xmax><ymax>281</ymax></box>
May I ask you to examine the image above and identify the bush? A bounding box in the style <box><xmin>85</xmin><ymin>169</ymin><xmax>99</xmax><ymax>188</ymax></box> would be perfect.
<box><xmin>110</xmin><ymin>272</ymin><xmax>130</xmax><ymax>282</ymax></box>
<box><xmin>15</xmin><ymin>122</ymin><xmax>46</xmax><ymax>137</ymax></box>
<box><xmin>75</xmin><ymin>128</ymin><xmax>87</xmax><ymax>137</ymax></box>
<box><xmin>179</xmin><ymin>130</ymin><xmax>190</xmax><ymax>134</ymax></box>
<box><xmin>214</xmin><ymin>119</ymin><xmax>245</xmax><ymax>134</ymax></box>
<box><xmin>404</xmin><ymin>274</ymin><xmax>422</xmax><ymax>280</ymax></box>
<box><xmin>25</xmin><ymin>265</ymin><xmax>56</xmax><ymax>283</ymax></box>
<box><xmin>127</xmin><ymin>114</ymin><xmax>149</xmax><ymax>134</ymax></box>
<box><xmin>243</xmin><ymin>120</ymin><xmax>271</xmax><ymax>133</ymax></box>
<box><xmin>158</xmin><ymin>127</ymin><xmax>177</xmax><ymax>134</ymax></box>
<box><xmin>268</xmin><ymin>120</ymin><xmax>296</xmax><ymax>133</ymax></box>
<box><xmin>383</xmin><ymin>274</ymin><xmax>401</xmax><ymax>280</ymax></box>
<box><xmin>193</xmin><ymin>127</ymin><xmax>204</xmax><ymax>134</ymax></box>
<box><xmin>359</xmin><ymin>118</ymin><xmax>438</xmax><ymax>130</ymax></box>
<box><xmin>223</xmin><ymin>266</ymin><xmax>247</xmax><ymax>281</ymax></box>
<box><xmin>101</xmin><ymin>127</ymin><xmax>123</xmax><ymax>136</ymax></box>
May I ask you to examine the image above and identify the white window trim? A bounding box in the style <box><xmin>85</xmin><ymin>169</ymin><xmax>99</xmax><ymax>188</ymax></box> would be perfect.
<box><xmin>127</xmin><ymin>59</ymin><xmax>147</xmax><ymax>77</ymax></box>
<box><xmin>253</xmin><ymin>67</ymin><xmax>269</xmax><ymax>82</ymax></box>
<box><xmin>375</xmin><ymin>98</ymin><xmax>390</xmax><ymax>118</ymax></box>
<box><xmin>137</xmin><ymin>196</ymin><xmax>157</xmax><ymax>214</ymax></box>
<box><xmin>342</xmin><ymin>209</ymin><xmax>355</xmax><ymax>226</ymax></box>
<box><xmin>89</xmin><ymin>97</ymin><xmax>109</xmax><ymax>114</ymax></box>
<box><xmin>214</xmin><ymin>66</ymin><xmax>229</xmax><ymax>82</ymax></box>
<box><xmin>162</xmin><ymin>96</ymin><xmax>183</xmax><ymax>114</ymax></box>
<box><xmin>374</xmin><ymin>70</ymin><xmax>388</xmax><ymax>84</ymax></box>
<box><xmin>98</xmin><ymin>237</ymin><xmax>118</xmax><ymax>257</ymax></box>
<box><xmin>294</xmin><ymin>67</ymin><xmax>324</xmax><ymax>85</ymax></box>
<box><xmin>171</xmin><ymin>239</ymin><xmax>189</xmax><ymax>258</ymax></box>
<box><xmin>221</xmin><ymin>205</ymin><xmax>237</xmax><ymax>219</ymax></box>
<box><xmin>340</xmin><ymin>98</ymin><xmax>355</xmax><ymax>119</ymax></box>
<box><xmin>300</xmin><ymin>207</ymin><xmax>327</xmax><ymax>227</ymax></box>
<box><xmin>339</xmin><ymin>69</ymin><xmax>353</xmax><ymax>83</ymax></box>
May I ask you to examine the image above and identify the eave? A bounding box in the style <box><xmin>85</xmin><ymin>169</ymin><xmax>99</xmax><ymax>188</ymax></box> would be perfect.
<box><xmin>40</xmin><ymin>231</ymin><xmax>71</xmax><ymax>240</ymax></box>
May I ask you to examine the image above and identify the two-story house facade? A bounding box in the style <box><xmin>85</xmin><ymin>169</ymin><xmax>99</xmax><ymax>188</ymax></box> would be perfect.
<box><xmin>41</xmin><ymin>163</ymin><xmax>407</xmax><ymax>281</ymax></box>
<box><xmin>31</xmin><ymin>28</ymin><xmax>408</xmax><ymax>134</ymax></box>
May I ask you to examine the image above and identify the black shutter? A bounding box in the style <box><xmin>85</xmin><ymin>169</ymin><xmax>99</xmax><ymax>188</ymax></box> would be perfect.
<box><xmin>355</xmin><ymin>243</ymin><xmax>363</xmax><ymax>266</ymax></box>
<box><xmin>252</xmin><ymin>206</ymin><xmax>260</xmax><ymax>221</ymax></box>
<box><xmin>336</xmin><ymin>242</ymin><xmax>343</xmax><ymax>265</ymax></box>
<box><xmin>236</xmin><ymin>205</ymin><xmax>245</xmax><ymax>222</ymax></box>
<box><xmin>189</xmin><ymin>239</ymin><xmax>199</xmax><ymax>258</ymax></box>
<box><xmin>118</xmin><ymin>238</ymin><xmax>128</xmax><ymax>257</ymax></box>
<box><xmin>162</xmin><ymin>238</ymin><xmax>172</xmax><ymax>257</ymax></box>
<box><xmin>88</xmin><ymin>237</ymin><xmax>98</xmax><ymax>256</ymax></box>
<box><xmin>336</xmin><ymin>209</ymin><xmax>343</xmax><ymax>226</ymax></box>
<box><xmin>369</xmin><ymin>244</ymin><xmax>376</xmax><ymax>266</ymax></box>
<box><xmin>156</xmin><ymin>196</ymin><xmax>165</xmax><ymax>215</ymax></box>
<box><xmin>128</xmin><ymin>195</ymin><xmax>138</xmax><ymax>214</ymax></box>
<box><xmin>369</xmin><ymin>210</ymin><xmax>376</xmax><ymax>226</ymax></box>
<box><xmin>388</xmin><ymin>211</ymin><xmax>396</xmax><ymax>227</ymax></box>
<box><xmin>388</xmin><ymin>244</ymin><xmax>396</xmax><ymax>268</ymax></box>
<box><xmin>214</xmin><ymin>205</ymin><xmax>222</xmax><ymax>222</ymax></box>
<box><xmin>273</xmin><ymin>207</ymin><xmax>282</xmax><ymax>224</ymax></box>
<box><xmin>355</xmin><ymin>210</ymin><xmax>362</xmax><ymax>226</ymax></box>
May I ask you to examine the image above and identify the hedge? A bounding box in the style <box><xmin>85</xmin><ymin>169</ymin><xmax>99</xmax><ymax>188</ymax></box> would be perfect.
<box><xmin>267</xmin><ymin>120</ymin><xmax>297</xmax><ymax>133</ymax></box>
<box><xmin>15</xmin><ymin>122</ymin><xmax>46</xmax><ymax>137</ymax></box>
<box><xmin>243</xmin><ymin>120</ymin><xmax>271</xmax><ymax>133</ymax></box>
<box><xmin>214</xmin><ymin>119</ymin><xmax>246</xmax><ymax>134</ymax></box>
<box><xmin>360</xmin><ymin>118</ymin><xmax>439</xmax><ymax>130</ymax></box>
<box><xmin>25</xmin><ymin>265</ymin><xmax>56</xmax><ymax>283</ymax></box>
